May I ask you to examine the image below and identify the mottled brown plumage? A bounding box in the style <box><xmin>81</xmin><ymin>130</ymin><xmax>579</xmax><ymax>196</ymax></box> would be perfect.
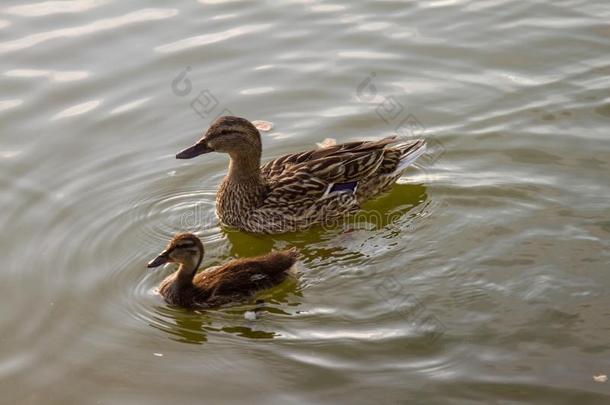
<box><xmin>147</xmin><ymin>233</ymin><xmax>298</xmax><ymax>308</ymax></box>
<box><xmin>176</xmin><ymin>116</ymin><xmax>426</xmax><ymax>234</ymax></box>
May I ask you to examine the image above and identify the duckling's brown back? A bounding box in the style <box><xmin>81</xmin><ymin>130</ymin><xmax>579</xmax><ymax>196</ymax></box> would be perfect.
<box><xmin>194</xmin><ymin>249</ymin><xmax>298</xmax><ymax>302</ymax></box>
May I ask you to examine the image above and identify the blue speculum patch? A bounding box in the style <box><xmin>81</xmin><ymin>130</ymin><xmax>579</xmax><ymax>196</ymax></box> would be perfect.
<box><xmin>330</xmin><ymin>181</ymin><xmax>358</xmax><ymax>193</ymax></box>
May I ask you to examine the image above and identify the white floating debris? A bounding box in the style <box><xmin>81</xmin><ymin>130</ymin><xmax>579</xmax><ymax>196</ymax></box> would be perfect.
<box><xmin>593</xmin><ymin>374</ymin><xmax>607</xmax><ymax>382</ymax></box>
<box><xmin>153</xmin><ymin>353</ymin><xmax>163</xmax><ymax>357</ymax></box>
<box><xmin>316</xmin><ymin>138</ymin><xmax>337</xmax><ymax>148</ymax></box>
<box><xmin>244</xmin><ymin>311</ymin><xmax>257</xmax><ymax>321</ymax></box>
<box><xmin>252</xmin><ymin>120</ymin><xmax>273</xmax><ymax>132</ymax></box>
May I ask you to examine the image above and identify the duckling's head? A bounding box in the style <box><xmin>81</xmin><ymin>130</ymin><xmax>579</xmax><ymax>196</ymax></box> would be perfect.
<box><xmin>176</xmin><ymin>116</ymin><xmax>261</xmax><ymax>159</ymax></box>
<box><xmin>147</xmin><ymin>233</ymin><xmax>204</xmax><ymax>269</ymax></box>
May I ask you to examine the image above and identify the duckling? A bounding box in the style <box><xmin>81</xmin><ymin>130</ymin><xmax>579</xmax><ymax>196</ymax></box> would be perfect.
<box><xmin>176</xmin><ymin>116</ymin><xmax>426</xmax><ymax>234</ymax></box>
<box><xmin>147</xmin><ymin>233</ymin><xmax>298</xmax><ymax>308</ymax></box>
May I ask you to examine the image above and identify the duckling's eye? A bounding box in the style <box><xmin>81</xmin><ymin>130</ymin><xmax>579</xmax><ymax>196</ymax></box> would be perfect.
<box><xmin>173</xmin><ymin>244</ymin><xmax>198</xmax><ymax>256</ymax></box>
<box><xmin>175</xmin><ymin>243</ymin><xmax>195</xmax><ymax>250</ymax></box>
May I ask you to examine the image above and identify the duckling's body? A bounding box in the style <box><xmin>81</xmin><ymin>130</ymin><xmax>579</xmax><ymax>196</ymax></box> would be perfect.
<box><xmin>176</xmin><ymin>116</ymin><xmax>426</xmax><ymax>234</ymax></box>
<box><xmin>148</xmin><ymin>233</ymin><xmax>298</xmax><ymax>308</ymax></box>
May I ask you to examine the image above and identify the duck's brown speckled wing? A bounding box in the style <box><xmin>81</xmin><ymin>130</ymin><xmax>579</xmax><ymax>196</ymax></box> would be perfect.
<box><xmin>261</xmin><ymin>136</ymin><xmax>398</xmax><ymax>181</ymax></box>
<box><xmin>260</xmin><ymin>137</ymin><xmax>400</xmax><ymax>202</ymax></box>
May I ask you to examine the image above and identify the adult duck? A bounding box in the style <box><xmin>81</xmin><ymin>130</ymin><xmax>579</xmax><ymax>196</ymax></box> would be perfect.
<box><xmin>147</xmin><ymin>233</ymin><xmax>298</xmax><ymax>308</ymax></box>
<box><xmin>176</xmin><ymin>116</ymin><xmax>426</xmax><ymax>234</ymax></box>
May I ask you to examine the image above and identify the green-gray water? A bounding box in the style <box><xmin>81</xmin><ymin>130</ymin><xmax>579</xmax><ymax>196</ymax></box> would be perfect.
<box><xmin>1</xmin><ymin>0</ymin><xmax>609</xmax><ymax>403</ymax></box>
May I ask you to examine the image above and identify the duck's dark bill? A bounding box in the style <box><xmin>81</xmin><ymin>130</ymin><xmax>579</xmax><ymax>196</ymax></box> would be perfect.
<box><xmin>147</xmin><ymin>254</ymin><xmax>169</xmax><ymax>268</ymax></box>
<box><xmin>176</xmin><ymin>142</ymin><xmax>213</xmax><ymax>159</ymax></box>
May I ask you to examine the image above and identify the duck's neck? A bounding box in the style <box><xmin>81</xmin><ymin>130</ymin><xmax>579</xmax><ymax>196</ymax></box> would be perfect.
<box><xmin>217</xmin><ymin>152</ymin><xmax>266</xmax><ymax>224</ymax></box>
<box><xmin>227</xmin><ymin>151</ymin><xmax>263</xmax><ymax>184</ymax></box>
<box><xmin>175</xmin><ymin>255</ymin><xmax>202</xmax><ymax>287</ymax></box>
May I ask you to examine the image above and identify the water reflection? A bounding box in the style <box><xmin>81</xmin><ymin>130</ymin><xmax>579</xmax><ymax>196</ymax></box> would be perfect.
<box><xmin>150</xmin><ymin>305</ymin><xmax>211</xmax><ymax>344</ymax></box>
<box><xmin>0</xmin><ymin>9</ymin><xmax>179</xmax><ymax>55</ymax></box>
<box><xmin>147</xmin><ymin>275</ymin><xmax>302</xmax><ymax>344</ymax></box>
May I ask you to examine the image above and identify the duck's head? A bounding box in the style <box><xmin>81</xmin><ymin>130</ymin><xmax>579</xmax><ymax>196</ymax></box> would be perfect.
<box><xmin>147</xmin><ymin>233</ymin><xmax>204</xmax><ymax>269</ymax></box>
<box><xmin>176</xmin><ymin>116</ymin><xmax>261</xmax><ymax>159</ymax></box>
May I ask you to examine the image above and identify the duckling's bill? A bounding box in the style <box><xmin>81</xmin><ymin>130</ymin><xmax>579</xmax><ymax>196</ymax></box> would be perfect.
<box><xmin>147</xmin><ymin>250</ymin><xmax>170</xmax><ymax>268</ymax></box>
<box><xmin>176</xmin><ymin>139</ymin><xmax>213</xmax><ymax>159</ymax></box>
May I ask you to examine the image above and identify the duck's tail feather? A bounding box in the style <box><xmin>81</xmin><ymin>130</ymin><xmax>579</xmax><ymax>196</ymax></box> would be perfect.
<box><xmin>394</xmin><ymin>139</ymin><xmax>426</xmax><ymax>173</ymax></box>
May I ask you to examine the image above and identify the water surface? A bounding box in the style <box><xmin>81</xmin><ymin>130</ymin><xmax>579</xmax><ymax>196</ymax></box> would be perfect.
<box><xmin>1</xmin><ymin>0</ymin><xmax>609</xmax><ymax>403</ymax></box>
